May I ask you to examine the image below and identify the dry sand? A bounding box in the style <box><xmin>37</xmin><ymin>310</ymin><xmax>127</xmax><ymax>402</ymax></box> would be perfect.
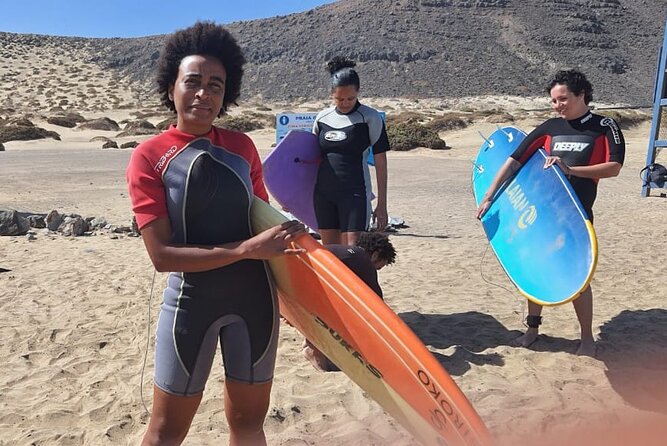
<box><xmin>1</xmin><ymin>102</ymin><xmax>666</xmax><ymax>445</ymax></box>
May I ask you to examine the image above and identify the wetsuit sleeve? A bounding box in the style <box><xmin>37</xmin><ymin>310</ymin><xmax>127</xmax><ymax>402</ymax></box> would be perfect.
<box><xmin>126</xmin><ymin>149</ymin><xmax>168</xmax><ymax>230</ymax></box>
<box><xmin>368</xmin><ymin>111</ymin><xmax>390</xmax><ymax>155</ymax></box>
<box><xmin>510</xmin><ymin>121</ymin><xmax>551</xmax><ymax>164</ymax></box>
<box><xmin>600</xmin><ymin>117</ymin><xmax>625</xmax><ymax>165</ymax></box>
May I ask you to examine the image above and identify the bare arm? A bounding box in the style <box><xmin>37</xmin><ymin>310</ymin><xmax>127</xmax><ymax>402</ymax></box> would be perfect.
<box><xmin>476</xmin><ymin>157</ymin><xmax>522</xmax><ymax>219</ymax></box>
<box><xmin>140</xmin><ymin>217</ymin><xmax>306</xmax><ymax>273</ymax></box>
<box><xmin>373</xmin><ymin>151</ymin><xmax>388</xmax><ymax>231</ymax></box>
<box><xmin>545</xmin><ymin>159</ymin><xmax>623</xmax><ymax>179</ymax></box>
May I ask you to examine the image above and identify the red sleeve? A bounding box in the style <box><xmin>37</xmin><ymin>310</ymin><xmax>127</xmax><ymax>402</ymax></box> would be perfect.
<box><xmin>125</xmin><ymin>147</ymin><xmax>168</xmax><ymax>230</ymax></box>
<box><xmin>511</xmin><ymin>121</ymin><xmax>551</xmax><ymax>164</ymax></box>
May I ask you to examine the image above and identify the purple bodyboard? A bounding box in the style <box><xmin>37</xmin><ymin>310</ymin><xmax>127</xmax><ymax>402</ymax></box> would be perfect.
<box><xmin>263</xmin><ymin>130</ymin><xmax>321</xmax><ymax>230</ymax></box>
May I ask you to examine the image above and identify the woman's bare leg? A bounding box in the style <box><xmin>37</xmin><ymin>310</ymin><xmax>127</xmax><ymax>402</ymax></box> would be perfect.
<box><xmin>573</xmin><ymin>286</ymin><xmax>595</xmax><ymax>356</ymax></box>
<box><xmin>319</xmin><ymin>229</ymin><xmax>342</xmax><ymax>245</ymax></box>
<box><xmin>141</xmin><ymin>386</ymin><xmax>202</xmax><ymax>446</ymax></box>
<box><xmin>341</xmin><ymin>231</ymin><xmax>362</xmax><ymax>246</ymax></box>
<box><xmin>225</xmin><ymin>379</ymin><xmax>273</xmax><ymax>446</ymax></box>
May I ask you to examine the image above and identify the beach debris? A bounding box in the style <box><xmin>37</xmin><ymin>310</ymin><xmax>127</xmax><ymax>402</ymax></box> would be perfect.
<box><xmin>268</xmin><ymin>407</ymin><xmax>286</xmax><ymax>423</ymax></box>
<box><xmin>0</xmin><ymin>208</ymin><xmax>135</xmax><ymax>238</ymax></box>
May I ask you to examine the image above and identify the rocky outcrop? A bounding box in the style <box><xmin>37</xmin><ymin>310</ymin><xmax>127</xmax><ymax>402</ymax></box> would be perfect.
<box><xmin>78</xmin><ymin>117</ymin><xmax>120</xmax><ymax>131</ymax></box>
<box><xmin>1</xmin><ymin>0</ymin><xmax>665</xmax><ymax>105</ymax></box>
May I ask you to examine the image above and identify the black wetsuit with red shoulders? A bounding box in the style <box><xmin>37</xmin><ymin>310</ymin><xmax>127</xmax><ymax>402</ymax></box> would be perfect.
<box><xmin>126</xmin><ymin>126</ymin><xmax>278</xmax><ymax>396</ymax></box>
<box><xmin>510</xmin><ymin>111</ymin><xmax>625</xmax><ymax>219</ymax></box>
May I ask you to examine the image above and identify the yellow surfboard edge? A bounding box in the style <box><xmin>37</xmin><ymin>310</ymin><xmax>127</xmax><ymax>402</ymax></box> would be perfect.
<box><xmin>521</xmin><ymin>219</ymin><xmax>598</xmax><ymax>307</ymax></box>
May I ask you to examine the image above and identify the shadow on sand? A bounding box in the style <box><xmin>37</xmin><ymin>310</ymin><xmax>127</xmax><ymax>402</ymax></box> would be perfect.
<box><xmin>596</xmin><ymin>308</ymin><xmax>667</xmax><ymax>414</ymax></box>
<box><xmin>401</xmin><ymin>308</ymin><xmax>667</xmax><ymax>413</ymax></box>
<box><xmin>399</xmin><ymin>310</ymin><xmax>518</xmax><ymax>376</ymax></box>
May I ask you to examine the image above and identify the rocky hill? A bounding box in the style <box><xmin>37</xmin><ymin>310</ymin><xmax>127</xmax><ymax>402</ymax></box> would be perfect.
<box><xmin>1</xmin><ymin>0</ymin><xmax>666</xmax><ymax>111</ymax></box>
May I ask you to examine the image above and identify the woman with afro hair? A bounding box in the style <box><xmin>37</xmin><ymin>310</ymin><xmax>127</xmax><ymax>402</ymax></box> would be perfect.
<box><xmin>126</xmin><ymin>22</ymin><xmax>305</xmax><ymax>445</ymax></box>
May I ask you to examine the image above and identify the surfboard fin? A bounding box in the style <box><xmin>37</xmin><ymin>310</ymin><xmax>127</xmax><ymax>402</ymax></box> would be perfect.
<box><xmin>478</xmin><ymin>131</ymin><xmax>494</xmax><ymax>148</ymax></box>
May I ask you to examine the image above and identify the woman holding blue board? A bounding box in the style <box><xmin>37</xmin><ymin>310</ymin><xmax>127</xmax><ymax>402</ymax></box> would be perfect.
<box><xmin>476</xmin><ymin>70</ymin><xmax>625</xmax><ymax>356</ymax></box>
<box><xmin>313</xmin><ymin>56</ymin><xmax>390</xmax><ymax>245</ymax></box>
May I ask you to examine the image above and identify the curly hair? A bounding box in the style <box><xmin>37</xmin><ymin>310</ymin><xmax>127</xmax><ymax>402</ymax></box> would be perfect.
<box><xmin>327</xmin><ymin>56</ymin><xmax>360</xmax><ymax>90</ymax></box>
<box><xmin>546</xmin><ymin>69</ymin><xmax>593</xmax><ymax>105</ymax></box>
<box><xmin>156</xmin><ymin>21</ymin><xmax>245</xmax><ymax>115</ymax></box>
<box><xmin>356</xmin><ymin>232</ymin><xmax>396</xmax><ymax>265</ymax></box>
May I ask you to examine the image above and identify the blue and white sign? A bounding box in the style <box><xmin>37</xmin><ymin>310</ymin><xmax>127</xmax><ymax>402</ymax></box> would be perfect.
<box><xmin>275</xmin><ymin>113</ymin><xmax>317</xmax><ymax>144</ymax></box>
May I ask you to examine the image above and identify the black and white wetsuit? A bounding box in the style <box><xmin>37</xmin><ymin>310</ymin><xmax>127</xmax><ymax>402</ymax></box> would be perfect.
<box><xmin>511</xmin><ymin>111</ymin><xmax>625</xmax><ymax>220</ymax></box>
<box><xmin>126</xmin><ymin>126</ymin><xmax>278</xmax><ymax>396</ymax></box>
<box><xmin>313</xmin><ymin>101</ymin><xmax>389</xmax><ymax>231</ymax></box>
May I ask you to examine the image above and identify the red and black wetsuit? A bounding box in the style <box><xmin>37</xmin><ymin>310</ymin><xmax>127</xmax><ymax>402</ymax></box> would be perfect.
<box><xmin>511</xmin><ymin>111</ymin><xmax>625</xmax><ymax>219</ymax></box>
<box><xmin>126</xmin><ymin>126</ymin><xmax>278</xmax><ymax>395</ymax></box>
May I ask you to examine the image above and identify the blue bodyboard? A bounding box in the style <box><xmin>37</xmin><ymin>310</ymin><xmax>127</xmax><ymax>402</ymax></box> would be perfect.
<box><xmin>472</xmin><ymin>126</ymin><xmax>598</xmax><ymax>306</ymax></box>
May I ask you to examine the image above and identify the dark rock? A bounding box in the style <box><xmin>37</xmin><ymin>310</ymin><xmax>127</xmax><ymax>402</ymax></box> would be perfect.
<box><xmin>60</xmin><ymin>216</ymin><xmax>90</xmax><ymax>236</ymax></box>
<box><xmin>0</xmin><ymin>210</ymin><xmax>30</xmax><ymax>236</ymax></box>
<box><xmin>27</xmin><ymin>215</ymin><xmax>46</xmax><ymax>229</ymax></box>
<box><xmin>46</xmin><ymin>210</ymin><xmax>63</xmax><ymax>231</ymax></box>
<box><xmin>117</xmin><ymin>119</ymin><xmax>158</xmax><ymax>137</ymax></box>
<box><xmin>78</xmin><ymin>117</ymin><xmax>120</xmax><ymax>131</ymax></box>
<box><xmin>102</xmin><ymin>140</ymin><xmax>118</xmax><ymax>149</ymax></box>
<box><xmin>89</xmin><ymin>217</ymin><xmax>108</xmax><ymax>228</ymax></box>
<box><xmin>46</xmin><ymin>116</ymin><xmax>78</xmax><ymax>128</ymax></box>
<box><xmin>0</xmin><ymin>124</ymin><xmax>60</xmax><ymax>144</ymax></box>
<box><xmin>120</xmin><ymin>141</ymin><xmax>138</xmax><ymax>149</ymax></box>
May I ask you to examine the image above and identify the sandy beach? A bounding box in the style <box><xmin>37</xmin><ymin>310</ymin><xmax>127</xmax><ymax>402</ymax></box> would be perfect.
<box><xmin>1</xmin><ymin>99</ymin><xmax>667</xmax><ymax>445</ymax></box>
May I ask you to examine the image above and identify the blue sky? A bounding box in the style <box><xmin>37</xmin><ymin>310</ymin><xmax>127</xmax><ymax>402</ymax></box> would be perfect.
<box><xmin>0</xmin><ymin>0</ymin><xmax>339</xmax><ymax>38</ymax></box>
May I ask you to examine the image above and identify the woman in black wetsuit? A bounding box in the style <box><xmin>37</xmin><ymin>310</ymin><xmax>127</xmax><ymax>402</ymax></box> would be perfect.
<box><xmin>312</xmin><ymin>56</ymin><xmax>390</xmax><ymax>245</ymax></box>
<box><xmin>126</xmin><ymin>22</ymin><xmax>305</xmax><ymax>445</ymax></box>
<box><xmin>476</xmin><ymin>70</ymin><xmax>625</xmax><ymax>357</ymax></box>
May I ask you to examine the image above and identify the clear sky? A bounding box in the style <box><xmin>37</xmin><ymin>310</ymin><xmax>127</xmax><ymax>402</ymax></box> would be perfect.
<box><xmin>0</xmin><ymin>0</ymin><xmax>339</xmax><ymax>38</ymax></box>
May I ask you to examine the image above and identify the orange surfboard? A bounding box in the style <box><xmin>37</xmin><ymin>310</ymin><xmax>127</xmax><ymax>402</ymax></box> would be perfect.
<box><xmin>251</xmin><ymin>198</ymin><xmax>491</xmax><ymax>446</ymax></box>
